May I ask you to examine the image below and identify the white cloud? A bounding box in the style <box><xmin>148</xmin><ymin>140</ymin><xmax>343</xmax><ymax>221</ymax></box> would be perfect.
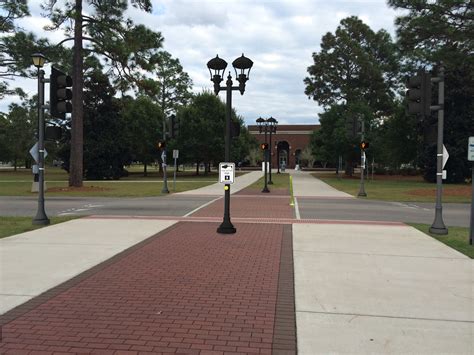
<box><xmin>2</xmin><ymin>0</ymin><xmax>401</xmax><ymax>125</ymax></box>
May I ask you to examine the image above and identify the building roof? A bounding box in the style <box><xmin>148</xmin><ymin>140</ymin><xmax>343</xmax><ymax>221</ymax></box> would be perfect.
<box><xmin>247</xmin><ymin>124</ymin><xmax>319</xmax><ymax>132</ymax></box>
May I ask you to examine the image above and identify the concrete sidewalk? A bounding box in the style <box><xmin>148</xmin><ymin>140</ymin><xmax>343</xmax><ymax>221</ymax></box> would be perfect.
<box><xmin>0</xmin><ymin>219</ymin><xmax>176</xmax><ymax>315</ymax></box>
<box><xmin>174</xmin><ymin>170</ymin><xmax>262</xmax><ymax>196</ymax></box>
<box><xmin>290</xmin><ymin>170</ymin><xmax>352</xmax><ymax>198</ymax></box>
<box><xmin>289</xmin><ymin>171</ymin><xmax>473</xmax><ymax>353</ymax></box>
<box><xmin>293</xmin><ymin>223</ymin><xmax>473</xmax><ymax>354</ymax></box>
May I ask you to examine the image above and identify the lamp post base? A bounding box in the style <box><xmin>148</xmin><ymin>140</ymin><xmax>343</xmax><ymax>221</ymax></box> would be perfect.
<box><xmin>429</xmin><ymin>207</ymin><xmax>448</xmax><ymax>235</ymax></box>
<box><xmin>262</xmin><ymin>187</ymin><xmax>270</xmax><ymax>193</ymax></box>
<box><xmin>267</xmin><ymin>180</ymin><xmax>273</xmax><ymax>185</ymax></box>
<box><xmin>357</xmin><ymin>191</ymin><xmax>367</xmax><ymax>197</ymax></box>
<box><xmin>217</xmin><ymin>221</ymin><xmax>236</xmax><ymax>234</ymax></box>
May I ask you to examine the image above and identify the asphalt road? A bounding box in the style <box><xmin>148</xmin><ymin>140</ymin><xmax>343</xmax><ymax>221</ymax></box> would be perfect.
<box><xmin>297</xmin><ymin>197</ymin><xmax>470</xmax><ymax>227</ymax></box>
<box><xmin>0</xmin><ymin>195</ymin><xmax>218</xmax><ymax>218</ymax></box>
<box><xmin>0</xmin><ymin>195</ymin><xmax>470</xmax><ymax>227</ymax></box>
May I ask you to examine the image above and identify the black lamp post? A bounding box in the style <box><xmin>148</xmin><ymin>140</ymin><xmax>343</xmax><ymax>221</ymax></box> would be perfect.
<box><xmin>267</xmin><ymin>117</ymin><xmax>277</xmax><ymax>184</ymax></box>
<box><xmin>31</xmin><ymin>53</ymin><xmax>50</xmax><ymax>225</ymax></box>
<box><xmin>257</xmin><ymin>117</ymin><xmax>270</xmax><ymax>193</ymax></box>
<box><xmin>207</xmin><ymin>54</ymin><xmax>253</xmax><ymax>234</ymax></box>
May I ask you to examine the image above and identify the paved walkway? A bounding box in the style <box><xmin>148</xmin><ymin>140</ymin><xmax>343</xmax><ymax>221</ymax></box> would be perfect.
<box><xmin>1</xmin><ymin>170</ymin><xmax>473</xmax><ymax>354</ymax></box>
<box><xmin>174</xmin><ymin>171</ymin><xmax>262</xmax><ymax>196</ymax></box>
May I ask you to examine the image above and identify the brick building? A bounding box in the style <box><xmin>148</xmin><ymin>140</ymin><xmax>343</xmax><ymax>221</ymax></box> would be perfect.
<box><xmin>248</xmin><ymin>124</ymin><xmax>320</xmax><ymax>169</ymax></box>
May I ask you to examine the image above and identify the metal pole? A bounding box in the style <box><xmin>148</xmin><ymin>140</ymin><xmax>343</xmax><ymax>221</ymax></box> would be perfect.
<box><xmin>358</xmin><ymin>120</ymin><xmax>367</xmax><ymax>197</ymax></box>
<box><xmin>469</xmin><ymin>162</ymin><xmax>473</xmax><ymax>245</ymax></box>
<box><xmin>262</xmin><ymin>128</ymin><xmax>269</xmax><ymax>193</ymax></box>
<box><xmin>217</xmin><ymin>74</ymin><xmax>236</xmax><ymax>234</ymax></box>
<box><xmin>268</xmin><ymin>127</ymin><xmax>273</xmax><ymax>184</ymax></box>
<box><xmin>277</xmin><ymin>143</ymin><xmax>280</xmax><ymax>174</ymax></box>
<box><xmin>33</xmin><ymin>69</ymin><xmax>49</xmax><ymax>225</ymax></box>
<box><xmin>430</xmin><ymin>66</ymin><xmax>448</xmax><ymax>234</ymax></box>
<box><xmin>173</xmin><ymin>157</ymin><xmax>177</xmax><ymax>191</ymax></box>
<box><xmin>161</xmin><ymin>111</ymin><xmax>169</xmax><ymax>193</ymax></box>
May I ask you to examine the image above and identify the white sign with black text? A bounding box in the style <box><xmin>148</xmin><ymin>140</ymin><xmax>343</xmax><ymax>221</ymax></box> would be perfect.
<box><xmin>219</xmin><ymin>162</ymin><xmax>235</xmax><ymax>184</ymax></box>
<box><xmin>468</xmin><ymin>137</ymin><xmax>474</xmax><ymax>161</ymax></box>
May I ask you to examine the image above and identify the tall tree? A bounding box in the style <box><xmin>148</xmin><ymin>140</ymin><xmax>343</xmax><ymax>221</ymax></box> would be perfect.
<box><xmin>41</xmin><ymin>0</ymin><xmax>163</xmax><ymax>187</ymax></box>
<box><xmin>140</xmin><ymin>51</ymin><xmax>193</xmax><ymax>138</ymax></box>
<box><xmin>0</xmin><ymin>1</ymin><xmax>68</xmax><ymax>98</ymax></box>
<box><xmin>389</xmin><ymin>0</ymin><xmax>474</xmax><ymax>182</ymax></box>
<box><xmin>304</xmin><ymin>16</ymin><xmax>399</xmax><ymax>174</ymax></box>
<box><xmin>1</xmin><ymin>99</ymin><xmax>36</xmax><ymax>170</ymax></box>
<box><xmin>304</xmin><ymin>16</ymin><xmax>399</xmax><ymax>115</ymax></box>
<box><xmin>122</xmin><ymin>96</ymin><xmax>163</xmax><ymax>176</ymax></box>
<box><xmin>175</xmin><ymin>92</ymin><xmax>245</xmax><ymax>174</ymax></box>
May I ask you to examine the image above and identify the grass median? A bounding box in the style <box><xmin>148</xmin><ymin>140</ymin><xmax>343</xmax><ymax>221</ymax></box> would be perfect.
<box><xmin>0</xmin><ymin>216</ymin><xmax>79</xmax><ymax>239</ymax></box>
<box><xmin>313</xmin><ymin>172</ymin><xmax>470</xmax><ymax>203</ymax></box>
<box><xmin>409</xmin><ymin>223</ymin><xmax>473</xmax><ymax>258</ymax></box>
<box><xmin>0</xmin><ymin>167</ymin><xmax>244</xmax><ymax>197</ymax></box>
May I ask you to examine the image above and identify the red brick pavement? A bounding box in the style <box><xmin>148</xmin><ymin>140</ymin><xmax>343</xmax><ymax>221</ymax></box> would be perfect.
<box><xmin>191</xmin><ymin>195</ymin><xmax>294</xmax><ymax>220</ymax></box>
<box><xmin>0</xmin><ymin>220</ymin><xmax>296</xmax><ymax>354</ymax></box>
<box><xmin>0</xmin><ymin>189</ymin><xmax>297</xmax><ymax>354</ymax></box>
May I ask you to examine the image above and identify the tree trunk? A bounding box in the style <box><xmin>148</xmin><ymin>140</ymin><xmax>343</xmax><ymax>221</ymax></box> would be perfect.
<box><xmin>69</xmin><ymin>0</ymin><xmax>84</xmax><ymax>187</ymax></box>
<box><xmin>195</xmin><ymin>161</ymin><xmax>199</xmax><ymax>175</ymax></box>
<box><xmin>144</xmin><ymin>163</ymin><xmax>147</xmax><ymax>177</ymax></box>
<box><xmin>14</xmin><ymin>158</ymin><xmax>17</xmax><ymax>171</ymax></box>
<box><xmin>345</xmin><ymin>158</ymin><xmax>354</xmax><ymax>176</ymax></box>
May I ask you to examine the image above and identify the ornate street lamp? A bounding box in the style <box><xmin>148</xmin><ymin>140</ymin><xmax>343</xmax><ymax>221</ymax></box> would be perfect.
<box><xmin>207</xmin><ymin>54</ymin><xmax>253</xmax><ymax>234</ymax></box>
<box><xmin>266</xmin><ymin>116</ymin><xmax>277</xmax><ymax>184</ymax></box>
<box><xmin>31</xmin><ymin>53</ymin><xmax>50</xmax><ymax>225</ymax></box>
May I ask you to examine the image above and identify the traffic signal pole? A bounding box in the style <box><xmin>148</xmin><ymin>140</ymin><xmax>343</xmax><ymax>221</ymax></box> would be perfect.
<box><xmin>429</xmin><ymin>66</ymin><xmax>448</xmax><ymax>235</ymax></box>
<box><xmin>358</xmin><ymin>120</ymin><xmax>367</xmax><ymax>197</ymax></box>
<box><xmin>262</xmin><ymin>130</ymin><xmax>270</xmax><ymax>193</ymax></box>
<box><xmin>33</xmin><ymin>68</ymin><xmax>50</xmax><ymax>225</ymax></box>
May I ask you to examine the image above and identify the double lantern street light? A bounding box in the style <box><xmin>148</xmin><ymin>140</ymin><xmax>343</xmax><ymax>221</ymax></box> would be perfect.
<box><xmin>207</xmin><ymin>54</ymin><xmax>253</xmax><ymax>234</ymax></box>
<box><xmin>256</xmin><ymin>117</ymin><xmax>278</xmax><ymax>193</ymax></box>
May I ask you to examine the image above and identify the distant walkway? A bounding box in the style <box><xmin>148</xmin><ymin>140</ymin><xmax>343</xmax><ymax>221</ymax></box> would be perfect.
<box><xmin>174</xmin><ymin>170</ymin><xmax>262</xmax><ymax>196</ymax></box>
<box><xmin>290</xmin><ymin>170</ymin><xmax>352</xmax><ymax>198</ymax></box>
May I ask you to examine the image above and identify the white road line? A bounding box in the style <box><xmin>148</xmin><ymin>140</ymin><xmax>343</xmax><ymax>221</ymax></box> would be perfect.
<box><xmin>183</xmin><ymin>197</ymin><xmax>222</xmax><ymax>217</ymax></box>
<box><xmin>294</xmin><ymin>197</ymin><xmax>301</xmax><ymax>220</ymax></box>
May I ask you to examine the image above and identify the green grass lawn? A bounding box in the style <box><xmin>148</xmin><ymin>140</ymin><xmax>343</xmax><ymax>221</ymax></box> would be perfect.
<box><xmin>248</xmin><ymin>173</ymin><xmax>290</xmax><ymax>191</ymax></box>
<box><xmin>409</xmin><ymin>223</ymin><xmax>473</xmax><ymax>258</ymax></box>
<box><xmin>0</xmin><ymin>166</ymin><xmax>240</xmax><ymax>197</ymax></box>
<box><xmin>0</xmin><ymin>216</ymin><xmax>79</xmax><ymax>239</ymax></box>
<box><xmin>313</xmin><ymin>172</ymin><xmax>471</xmax><ymax>203</ymax></box>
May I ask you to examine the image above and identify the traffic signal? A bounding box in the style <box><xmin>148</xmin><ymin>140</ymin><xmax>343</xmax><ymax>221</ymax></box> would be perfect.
<box><xmin>169</xmin><ymin>115</ymin><xmax>179</xmax><ymax>138</ymax></box>
<box><xmin>158</xmin><ymin>141</ymin><xmax>166</xmax><ymax>149</ymax></box>
<box><xmin>260</xmin><ymin>143</ymin><xmax>269</xmax><ymax>150</ymax></box>
<box><xmin>50</xmin><ymin>67</ymin><xmax>72</xmax><ymax>119</ymax></box>
<box><xmin>406</xmin><ymin>70</ymin><xmax>431</xmax><ymax>117</ymax></box>
<box><xmin>360</xmin><ymin>141</ymin><xmax>369</xmax><ymax>150</ymax></box>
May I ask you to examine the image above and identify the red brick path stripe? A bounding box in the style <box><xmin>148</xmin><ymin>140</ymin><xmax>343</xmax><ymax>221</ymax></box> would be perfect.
<box><xmin>191</xmin><ymin>195</ymin><xmax>294</xmax><ymax>219</ymax></box>
<box><xmin>0</xmin><ymin>222</ymin><xmax>296</xmax><ymax>354</ymax></box>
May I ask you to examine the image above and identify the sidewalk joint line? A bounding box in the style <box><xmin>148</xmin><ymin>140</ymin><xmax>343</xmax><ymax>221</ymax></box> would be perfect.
<box><xmin>296</xmin><ymin>310</ymin><xmax>474</xmax><ymax>324</ymax></box>
<box><xmin>293</xmin><ymin>249</ymin><xmax>468</xmax><ymax>260</ymax></box>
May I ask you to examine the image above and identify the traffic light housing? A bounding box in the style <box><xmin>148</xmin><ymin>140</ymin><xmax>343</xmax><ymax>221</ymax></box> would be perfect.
<box><xmin>158</xmin><ymin>141</ymin><xmax>166</xmax><ymax>149</ymax></box>
<box><xmin>406</xmin><ymin>71</ymin><xmax>431</xmax><ymax>117</ymax></box>
<box><xmin>169</xmin><ymin>115</ymin><xmax>179</xmax><ymax>138</ymax></box>
<box><xmin>360</xmin><ymin>141</ymin><xmax>369</xmax><ymax>150</ymax></box>
<box><xmin>260</xmin><ymin>143</ymin><xmax>269</xmax><ymax>150</ymax></box>
<box><xmin>50</xmin><ymin>67</ymin><xmax>72</xmax><ymax>119</ymax></box>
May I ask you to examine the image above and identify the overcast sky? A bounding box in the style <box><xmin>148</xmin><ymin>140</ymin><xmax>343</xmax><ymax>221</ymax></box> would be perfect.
<box><xmin>2</xmin><ymin>0</ymin><xmax>402</xmax><ymax>125</ymax></box>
